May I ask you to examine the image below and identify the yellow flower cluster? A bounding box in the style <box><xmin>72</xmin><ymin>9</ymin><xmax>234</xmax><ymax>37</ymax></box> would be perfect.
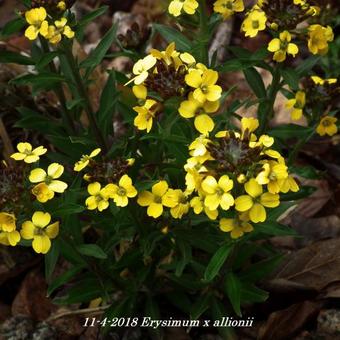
<box><xmin>183</xmin><ymin>117</ymin><xmax>298</xmax><ymax>239</ymax></box>
<box><xmin>24</xmin><ymin>6</ymin><xmax>74</xmax><ymax>44</ymax></box>
<box><xmin>85</xmin><ymin>175</ymin><xmax>137</xmax><ymax>211</ymax></box>
<box><xmin>128</xmin><ymin>43</ymin><xmax>222</xmax><ymax>135</ymax></box>
<box><xmin>137</xmin><ymin>181</ymin><xmax>189</xmax><ymax>219</ymax></box>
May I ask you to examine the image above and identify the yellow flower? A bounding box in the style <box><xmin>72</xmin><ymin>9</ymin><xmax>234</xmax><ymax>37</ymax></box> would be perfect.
<box><xmin>0</xmin><ymin>212</ymin><xmax>16</xmax><ymax>232</ymax></box>
<box><xmin>241</xmin><ymin>117</ymin><xmax>259</xmax><ymax>138</ymax></box>
<box><xmin>235</xmin><ymin>179</ymin><xmax>279</xmax><ymax>223</ymax></box>
<box><xmin>137</xmin><ymin>181</ymin><xmax>172</xmax><ymax>218</ymax></box>
<box><xmin>74</xmin><ymin>148</ymin><xmax>101</xmax><ymax>172</ymax></box>
<box><xmin>241</xmin><ymin>9</ymin><xmax>267</xmax><ymax>38</ymax></box>
<box><xmin>105</xmin><ymin>175</ymin><xmax>137</xmax><ymax>207</ymax></box>
<box><xmin>133</xmin><ymin>85</ymin><xmax>148</xmax><ymax>104</ymax></box>
<box><xmin>316</xmin><ymin>116</ymin><xmax>338</xmax><ymax>136</ymax></box>
<box><xmin>133</xmin><ymin>99</ymin><xmax>159</xmax><ymax>133</ymax></box>
<box><xmin>21</xmin><ymin>211</ymin><xmax>59</xmax><ymax>254</ymax></box>
<box><xmin>190</xmin><ymin>196</ymin><xmax>218</xmax><ymax>220</ymax></box>
<box><xmin>85</xmin><ymin>182</ymin><xmax>110</xmax><ymax>211</ymax></box>
<box><xmin>163</xmin><ymin>189</ymin><xmax>190</xmax><ymax>219</ymax></box>
<box><xmin>201</xmin><ymin>175</ymin><xmax>234</xmax><ymax>211</ymax></box>
<box><xmin>185</xmin><ymin>69</ymin><xmax>222</xmax><ymax>103</ymax></box>
<box><xmin>32</xmin><ymin>183</ymin><xmax>55</xmax><ymax>203</ymax></box>
<box><xmin>179</xmin><ymin>93</ymin><xmax>219</xmax><ymax>134</ymax></box>
<box><xmin>279</xmin><ymin>175</ymin><xmax>299</xmax><ymax>193</ymax></box>
<box><xmin>0</xmin><ymin>229</ymin><xmax>21</xmax><ymax>246</ymax></box>
<box><xmin>308</xmin><ymin>25</ymin><xmax>334</xmax><ymax>55</ymax></box>
<box><xmin>256</xmin><ymin>161</ymin><xmax>288</xmax><ymax>194</ymax></box>
<box><xmin>11</xmin><ymin>142</ymin><xmax>47</xmax><ymax>163</ymax></box>
<box><xmin>213</xmin><ymin>0</ymin><xmax>244</xmax><ymax>20</ymax></box>
<box><xmin>57</xmin><ymin>1</ymin><xmax>67</xmax><ymax>11</ymax></box>
<box><xmin>127</xmin><ymin>55</ymin><xmax>157</xmax><ymax>85</ymax></box>
<box><xmin>267</xmin><ymin>31</ymin><xmax>299</xmax><ymax>62</ymax></box>
<box><xmin>46</xmin><ymin>18</ymin><xmax>74</xmax><ymax>44</ymax></box>
<box><xmin>24</xmin><ymin>7</ymin><xmax>48</xmax><ymax>40</ymax></box>
<box><xmin>29</xmin><ymin>163</ymin><xmax>68</xmax><ymax>193</ymax></box>
<box><xmin>311</xmin><ymin>76</ymin><xmax>337</xmax><ymax>86</ymax></box>
<box><xmin>168</xmin><ymin>0</ymin><xmax>199</xmax><ymax>17</ymax></box>
<box><xmin>219</xmin><ymin>217</ymin><xmax>253</xmax><ymax>239</ymax></box>
<box><xmin>285</xmin><ymin>90</ymin><xmax>305</xmax><ymax>120</ymax></box>
<box><xmin>189</xmin><ymin>135</ymin><xmax>212</xmax><ymax>158</ymax></box>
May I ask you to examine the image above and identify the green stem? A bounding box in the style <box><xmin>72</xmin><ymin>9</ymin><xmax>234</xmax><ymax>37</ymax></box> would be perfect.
<box><xmin>62</xmin><ymin>42</ymin><xmax>108</xmax><ymax>152</ymax></box>
<box><xmin>39</xmin><ymin>38</ymin><xmax>76</xmax><ymax>134</ymax></box>
<box><xmin>288</xmin><ymin>129</ymin><xmax>315</xmax><ymax>165</ymax></box>
<box><xmin>259</xmin><ymin>66</ymin><xmax>282</xmax><ymax>135</ymax></box>
<box><xmin>199</xmin><ymin>0</ymin><xmax>209</xmax><ymax>66</ymax></box>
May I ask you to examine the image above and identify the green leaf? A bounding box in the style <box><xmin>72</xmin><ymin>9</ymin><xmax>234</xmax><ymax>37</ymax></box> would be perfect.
<box><xmin>80</xmin><ymin>25</ymin><xmax>117</xmax><ymax>69</ymax></box>
<box><xmin>280</xmin><ymin>185</ymin><xmax>316</xmax><ymax>200</ymax></box>
<box><xmin>268</xmin><ymin>124</ymin><xmax>314</xmax><ymax>139</ymax></box>
<box><xmin>53</xmin><ymin>204</ymin><xmax>85</xmax><ymax>218</ymax></box>
<box><xmin>97</xmin><ymin>71</ymin><xmax>119</xmax><ymax>134</ymax></box>
<box><xmin>36</xmin><ymin>51</ymin><xmax>60</xmax><ymax>69</ymax></box>
<box><xmin>243</xmin><ymin>67</ymin><xmax>267</xmax><ymax>99</ymax></box>
<box><xmin>0</xmin><ymin>51</ymin><xmax>34</xmax><ymax>65</ymax></box>
<box><xmin>225</xmin><ymin>272</ymin><xmax>242</xmax><ymax>316</ymax></box>
<box><xmin>47</xmin><ymin>265</ymin><xmax>83</xmax><ymax>296</ymax></box>
<box><xmin>190</xmin><ymin>293</ymin><xmax>211</xmax><ymax>320</ymax></box>
<box><xmin>239</xmin><ymin>255</ymin><xmax>283</xmax><ymax>283</ymax></box>
<box><xmin>204</xmin><ymin>243</ymin><xmax>233</xmax><ymax>282</ymax></box>
<box><xmin>240</xmin><ymin>283</ymin><xmax>269</xmax><ymax>304</ymax></box>
<box><xmin>10</xmin><ymin>72</ymin><xmax>65</xmax><ymax>86</ymax></box>
<box><xmin>296</xmin><ymin>55</ymin><xmax>321</xmax><ymax>76</ymax></box>
<box><xmin>77</xmin><ymin>6</ymin><xmax>108</xmax><ymax>28</ymax></box>
<box><xmin>0</xmin><ymin>17</ymin><xmax>25</xmax><ymax>38</ymax></box>
<box><xmin>281</xmin><ymin>68</ymin><xmax>300</xmax><ymax>91</ymax></box>
<box><xmin>255</xmin><ymin>222</ymin><xmax>297</xmax><ymax>236</ymax></box>
<box><xmin>45</xmin><ymin>240</ymin><xmax>60</xmax><ymax>282</ymax></box>
<box><xmin>153</xmin><ymin>24</ymin><xmax>192</xmax><ymax>51</ymax></box>
<box><xmin>175</xmin><ymin>239</ymin><xmax>192</xmax><ymax>277</ymax></box>
<box><xmin>76</xmin><ymin>244</ymin><xmax>108</xmax><ymax>259</ymax></box>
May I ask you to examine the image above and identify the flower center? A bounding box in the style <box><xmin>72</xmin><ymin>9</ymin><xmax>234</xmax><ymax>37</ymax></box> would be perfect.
<box><xmin>252</xmin><ymin>20</ymin><xmax>259</xmax><ymax>29</ymax></box>
<box><xmin>117</xmin><ymin>187</ymin><xmax>126</xmax><ymax>196</ymax></box>
<box><xmin>154</xmin><ymin>196</ymin><xmax>162</xmax><ymax>204</ymax></box>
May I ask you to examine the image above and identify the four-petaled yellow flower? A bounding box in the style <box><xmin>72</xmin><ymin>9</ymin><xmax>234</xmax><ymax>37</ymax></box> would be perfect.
<box><xmin>219</xmin><ymin>217</ymin><xmax>253</xmax><ymax>239</ymax></box>
<box><xmin>46</xmin><ymin>17</ymin><xmax>75</xmax><ymax>44</ymax></box>
<box><xmin>11</xmin><ymin>142</ymin><xmax>47</xmax><ymax>163</ymax></box>
<box><xmin>256</xmin><ymin>161</ymin><xmax>288</xmax><ymax>194</ymax></box>
<box><xmin>190</xmin><ymin>196</ymin><xmax>218</xmax><ymax>220</ymax></box>
<box><xmin>241</xmin><ymin>9</ymin><xmax>267</xmax><ymax>38</ymax></box>
<box><xmin>168</xmin><ymin>0</ymin><xmax>199</xmax><ymax>17</ymax></box>
<box><xmin>179</xmin><ymin>93</ymin><xmax>219</xmax><ymax>134</ymax></box>
<box><xmin>21</xmin><ymin>211</ymin><xmax>59</xmax><ymax>254</ymax></box>
<box><xmin>235</xmin><ymin>179</ymin><xmax>279</xmax><ymax>223</ymax></box>
<box><xmin>308</xmin><ymin>25</ymin><xmax>334</xmax><ymax>55</ymax></box>
<box><xmin>164</xmin><ymin>189</ymin><xmax>190</xmax><ymax>219</ymax></box>
<box><xmin>32</xmin><ymin>183</ymin><xmax>55</xmax><ymax>203</ymax></box>
<box><xmin>128</xmin><ymin>55</ymin><xmax>157</xmax><ymax>85</ymax></box>
<box><xmin>316</xmin><ymin>116</ymin><xmax>338</xmax><ymax>137</ymax></box>
<box><xmin>213</xmin><ymin>0</ymin><xmax>244</xmax><ymax>20</ymax></box>
<box><xmin>24</xmin><ymin>7</ymin><xmax>48</xmax><ymax>40</ymax></box>
<box><xmin>201</xmin><ymin>175</ymin><xmax>234</xmax><ymax>211</ymax></box>
<box><xmin>133</xmin><ymin>99</ymin><xmax>159</xmax><ymax>133</ymax></box>
<box><xmin>285</xmin><ymin>90</ymin><xmax>305</xmax><ymax>120</ymax></box>
<box><xmin>106</xmin><ymin>175</ymin><xmax>138</xmax><ymax>207</ymax></box>
<box><xmin>0</xmin><ymin>212</ymin><xmax>20</xmax><ymax>246</ymax></box>
<box><xmin>74</xmin><ymin>148</ymin><xmax>101</xmax><ymax>172</ymax></box>
<box><xmin>185</xmin><ymin>69</ymin><xmax>222</xmax><ymax>103</ymax></box>
<box><xmin>85</xmin><ymin>182</ymin><xmax>110</xmax><ymax>211</ymax></box>
<box><xmin>29</xmin><ymin>163</ymin><xmax>68</xmax><ymax>194</ymax></box>
<box><xmin>137</xmin><ymin>181</ymin><xmax>173</xmax><ymax>218</ymax></box>
<box><xmin>267</xmin><ymin>31</ymin><xmax>299</xmax><ymax>62</ymax></box>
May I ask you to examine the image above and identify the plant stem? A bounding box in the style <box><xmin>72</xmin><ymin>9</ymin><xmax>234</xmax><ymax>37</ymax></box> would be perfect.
<box><xmin>199</xmin><ymin>0</ymin><xmax>209</xmax><ymax>65</ymax></box>
<box><xmin>62</xmin><ymin>42</ymin><xmax>108</xmax><ymax>152</ymax></box>
<box><xmin>39</xmin><ymin>38</ymin><xmax>76</xmax><ymax>134</ymax></box>
<box><xmin>259</xmin><ymin>66</ymin><xmax>282</xmax><ymax>135</ymax></box>
<box><xmin>288</xmin><ymin>129</ymin><xmax>315</xmax><ymax>165</ymax></box>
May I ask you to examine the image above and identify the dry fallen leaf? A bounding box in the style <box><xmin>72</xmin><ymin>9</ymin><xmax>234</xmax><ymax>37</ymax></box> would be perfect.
<box><xmin>258</xmin><ymin>300</ymin><xmax>323</xmax><ymax>340</ymax></box>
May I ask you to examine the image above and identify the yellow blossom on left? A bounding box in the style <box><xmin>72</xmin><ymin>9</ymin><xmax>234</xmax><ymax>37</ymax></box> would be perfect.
<box><xmin>241</xmin><ymin>9</ymin><xmax>267</xmax><ymax>38</ymax></box>
<box><xmin>24</xmin><ymin>7</ymin><xmax>49</xmax><ymax>40</ymax></box>
<box><xmin>21</xmin><ymin>211</ymin><xmax>59</xmax><ymax>254</ymax></box>
<box><xmin>213</xmin><ymin>0</ymin><xmax>244</xmax><ymax>20</ymax></box>
<box><xmin>11</xmin><ymin>142</ymin><xmax>47</xmax><ymax>163</ymax></box>
<box><xmin>0</xmin><ymin>212</ymin><xmax>20</xmax><ymax>246</ymax></box>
